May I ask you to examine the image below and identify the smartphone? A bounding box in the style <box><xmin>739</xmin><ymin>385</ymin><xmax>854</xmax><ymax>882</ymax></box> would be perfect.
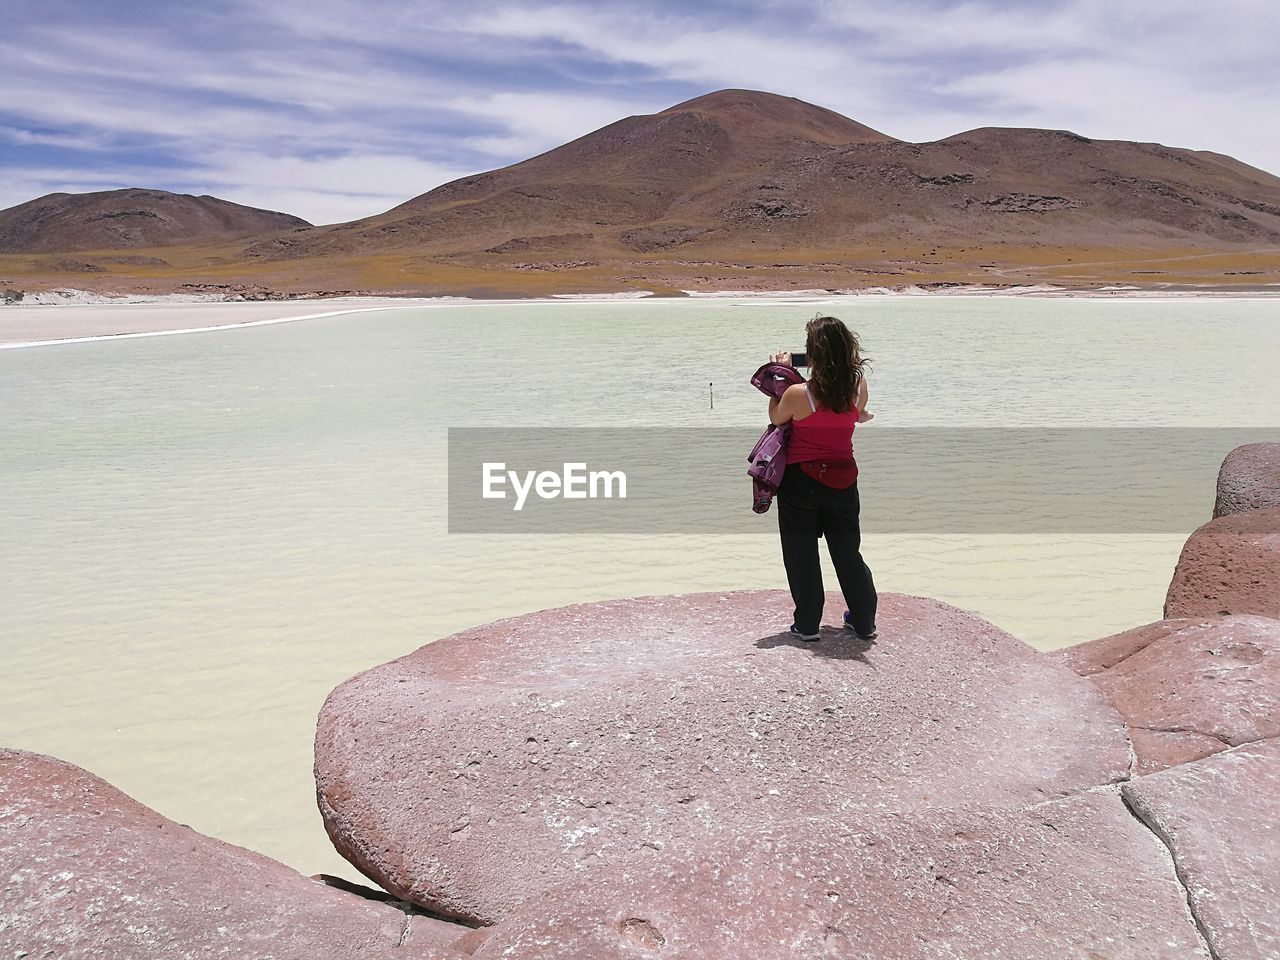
<box><xmin>790</xmin><ymin>351</ymin><xmax>808</xmax><ymax>368</ymax></box>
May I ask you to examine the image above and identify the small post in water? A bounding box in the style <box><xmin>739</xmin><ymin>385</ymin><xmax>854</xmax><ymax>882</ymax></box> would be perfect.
<box><xmin>709</xmin><ymin>381</ymin><xmax>714</xmax><ymax>410</ymax></box>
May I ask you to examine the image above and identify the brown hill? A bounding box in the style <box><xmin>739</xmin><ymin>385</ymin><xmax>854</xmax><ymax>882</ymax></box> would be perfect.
<box><xmin>244</xmin><ymin>89</ymin><xmax>898</xmax><ymax>261</ymax></box>
<box><xmin>3</xmin><ymin>89</ymin><xmax>1278</xmax><ymax>296</ymax></box>
<box><xmin>0</xmin><ymin>189</ymin><xmax>310</xmax><ymax>253</ymax></box>
<box><xmin>242</xmin><ymin>88</ymin><xmax>1280</xmax><ymax>267</ymax></box>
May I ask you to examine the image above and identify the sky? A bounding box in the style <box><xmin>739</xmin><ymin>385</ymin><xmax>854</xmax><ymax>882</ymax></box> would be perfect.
<box><xmin>3</xmin><ymin>0</ymin><xmax>1278</xmax><ymax>225</ymax></box>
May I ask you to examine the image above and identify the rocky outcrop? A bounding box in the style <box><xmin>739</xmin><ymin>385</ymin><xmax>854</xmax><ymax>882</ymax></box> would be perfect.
<box><xmin>10</xmin><ymin>437</ymin><xmax>1280</xmax><ymax>959</ymax></box>
<box><xmin>470</xmin><ymin>792</ymin><xmax>1208</xmax><ymax>960</ymax></box>
<box><xmin>1053</xmin><ymin>617</ymin><xmax>1192</xmax><ymax>676</ymax></box>
<box><xmin>1123</xmin><ymin>739</ymin><xmax>1280</xmax><ymax>960</ymax></box>
<box><xmin>315</xmin><ymin>590</ymin><xmax>1128</xmax><ymax>924</ymax></box>
<box><xmin>0</xmin><ymin>748</ymin><xmax>468</xmax><ymax>960</ymax></box>
<box><xmin>1165</xmin><ymin>507</ymin><xmax>1280</xmax><ymax>618</ymax></box>
<box><xmin>1054</xmin><ymin>616</ymin><xmax>1280</xmax><ymax>773</ymax></box>
<box><xmin>1215</xmin><ymin>442</ymin><xmax>1280</xmax><ymax>517</ymax></box>
<box><xmin>50</xmin><ymin>258</ymin><xmax>106</xmax><ymax>272</ymax></box>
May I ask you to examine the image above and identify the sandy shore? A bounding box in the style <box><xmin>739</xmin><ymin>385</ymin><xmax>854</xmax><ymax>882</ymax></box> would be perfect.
<box><xmin>4</xmin><ymin>284</ymin><xmax>1280</xmax><ymax>347</ymax></box>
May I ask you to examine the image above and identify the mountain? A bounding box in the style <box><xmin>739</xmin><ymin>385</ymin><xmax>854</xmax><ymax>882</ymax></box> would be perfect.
<box><xmin>0</xmin><ymin>189</ymin><xmax>310</xmax><ymax>253</ymax></box>
<box><xmin>243</xmin><ymin>89</ymin><xmax>898</xmax><ymax>261</ymax></box>
<box><xmin>3</xmin><ymin>90</ymin><xmax>1278</xmax><ymax>295</ymax></box>
<box><xmin>242</xmin><ymin>88</ymin><xmax>1280</xmax><ymax>267</ymax></box>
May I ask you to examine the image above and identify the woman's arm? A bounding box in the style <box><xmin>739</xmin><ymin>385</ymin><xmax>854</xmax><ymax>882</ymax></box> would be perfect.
<box><xmin>769</xmin><ymin>383</ymin><xmax>806</xmax><ymax>426</ymax></box>
<box><xmin>856</xmin><ymin>376</ymin><xmax>874</xmax><ymax>423</ymax></box>
<box><xmin>767</xmin><ymin>352</ymin><xmax>804</xmax><ymax>426</ymax></box>
<box><xmin>768</xmin><ymin>394</ymin><xmax>784</xmax><ymax>424</ymax></box>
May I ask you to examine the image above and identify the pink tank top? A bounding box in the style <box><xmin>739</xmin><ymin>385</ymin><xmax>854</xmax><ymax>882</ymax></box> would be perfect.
<box><xmin>788</xmin><ymin>384</ymin><xmax>857</xmax><ymax>463</ymax></box>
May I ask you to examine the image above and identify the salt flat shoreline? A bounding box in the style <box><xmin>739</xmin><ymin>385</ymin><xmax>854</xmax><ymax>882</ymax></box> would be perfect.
<box><xmin>3</xmin><ymin>283</ymin><xmax>1280</xmax><ymax>348</ymax></box>
<box><xmin>0</xmin><ymin>299</ymin><xmax>431</xmax><ymax>349</ymax></box>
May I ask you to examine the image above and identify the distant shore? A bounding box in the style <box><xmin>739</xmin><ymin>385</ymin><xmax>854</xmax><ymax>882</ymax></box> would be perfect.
<box><xmin>4</xmin><ymin>283</ymin><xmax>1280</xmax><ymax>348</ymax></box>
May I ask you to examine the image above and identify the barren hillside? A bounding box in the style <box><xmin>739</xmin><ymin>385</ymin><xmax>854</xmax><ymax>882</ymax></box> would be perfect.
<box><xmin>0</xmin><ymin>189</ymin><xmax>311</xmax><ymax>254</ymax></box>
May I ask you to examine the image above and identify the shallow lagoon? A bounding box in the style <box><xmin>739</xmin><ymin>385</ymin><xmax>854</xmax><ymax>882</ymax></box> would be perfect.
<box><xmin>3</xmin><ymin>295</ymin><xmax>1278</xmax><ymax>880</ymax></box>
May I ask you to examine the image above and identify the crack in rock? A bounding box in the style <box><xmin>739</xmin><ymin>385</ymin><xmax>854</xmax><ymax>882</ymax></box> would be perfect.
<box><xmin>1120</xmin><ymin>791</ymin><xmax>1218</xmax><ymax>960</ymax></box>
<box><xmin>395</xmin><ymin>912</ymin><xmax>411</xmax><ymax>949</ymax></box>
<box><xmin>1131</xmin><ymin>725</ymin><xmax>1279</xmax><ymax>750</ymax></box>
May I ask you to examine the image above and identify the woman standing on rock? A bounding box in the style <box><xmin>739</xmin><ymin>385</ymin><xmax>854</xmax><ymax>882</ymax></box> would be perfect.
<box><xmin>769</xmin><ymin>315</ymin><xmax>877</xmax><ymax>641</ymax></box>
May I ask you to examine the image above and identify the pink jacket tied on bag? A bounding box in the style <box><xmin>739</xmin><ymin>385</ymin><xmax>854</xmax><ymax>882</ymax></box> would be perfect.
<box><xmin>747</xmin><ymin>362</ymin><xmax>807</xmax><ymax>513</ymax></box>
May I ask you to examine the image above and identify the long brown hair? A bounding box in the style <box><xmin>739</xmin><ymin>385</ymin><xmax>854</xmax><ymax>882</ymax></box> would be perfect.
<box><xmin>805</xmin><ymin>315</ymin><xmax>868</xmax><ymax>414</ymax></box>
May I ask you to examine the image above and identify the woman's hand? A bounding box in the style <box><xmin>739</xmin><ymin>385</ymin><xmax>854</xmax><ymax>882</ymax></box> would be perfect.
<box><xmin>772</xmin><ymin>351</ymin><xmax>792</xmax><ymax>365</ymax></box>
<box><xmin>858</xmin><ymin>409</ymin><xmax>875</xmax><ymax>423</ymax></box>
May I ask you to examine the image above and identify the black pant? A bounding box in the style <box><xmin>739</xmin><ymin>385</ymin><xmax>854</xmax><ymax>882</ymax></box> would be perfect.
<box><xmin>777</xmin><ymin>463</ymin><xmax>877</xmax><ymax>635</ymax></box>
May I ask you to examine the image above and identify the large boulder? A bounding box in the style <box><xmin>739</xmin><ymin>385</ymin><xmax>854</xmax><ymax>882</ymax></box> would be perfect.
<box><xmin>1123</xmin><ymin>739</ymin><xmax>1280</xmax><ymax>960</ymax></box>
<box><xmin>1052</xmin><ymin>617</ymin><xmax>1196</xmax><ymax>677</ymax></box>
<box><xmin>315</xmin><ymin>590</ymin><xmax>1128</xmax><ymax>924</ymax></box>
<box><xmin>1054</xmin><ymin>616</ymin><xmax>1280</xmax><ymax>774</ymax></box>
<box><xmin>471</xmin><ymin>791</ymin><xmax>1209</xmax><ymax>960</ymax></box>
<box><xmin>1214</xmin><ymin>442</ymin><xmax>1280</xmax><ymax>518</ymax></box>
<box><xmin>0</xmin><ymin>748</ymin><xmax>468</xmax><ymax>960</ymax></box>
<box><xmin>1165</xmin><ymin>508</ymin><xmax>1280</xmax><ymax>619</ymax></box>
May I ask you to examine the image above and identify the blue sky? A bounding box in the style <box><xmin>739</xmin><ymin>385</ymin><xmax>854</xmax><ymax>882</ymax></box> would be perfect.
<box><xmin>3</xmin><ymin>0</ymin><xmax>1278</xmax><ymax>225</ymax></box>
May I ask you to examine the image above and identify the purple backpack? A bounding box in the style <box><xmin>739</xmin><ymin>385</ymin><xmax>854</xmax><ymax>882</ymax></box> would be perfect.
<box><xmin>747</xmin><ymin>363</ymin><xmax>806</xmax><ymax>513</ymax></box>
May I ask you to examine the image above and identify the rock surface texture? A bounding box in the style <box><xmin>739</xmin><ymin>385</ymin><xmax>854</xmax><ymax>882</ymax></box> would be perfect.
<box><xmin>1215</xmin><ymin>442</ymin><xmax>1280</xmax><ymax>518</ymax></box>
<box><xmin>315</xmin><ymin>590</ymin><xmax>1129</xmax><ymax>924</ymax></box>
<box><xmin>0</xmin><ymin>748</ymin><xmax>467</xmax><ymax>960</ymax></box>
<box><xmin>1054</xmin><ymin>617</ymin><xmax>1197</xmax><ymax>677</ymax></box>
<box><xmin>470</xmin><ymin>792</ymin><xmax>1209</xmax><ymax>960</ymax></box>
<box><xmin>1165</xmin><ymin>507</ymin><xmax>1280</xmax><ymax>619</ymax></box>
<box><xmin>1123</xmin><ymin>739</ymin><xmax>1280</xmax><ymax>960</ymax></box>
<box><xmin>1054</xmin><ymin>615</ymin><xmax>1280</xmax><ymax>774</ymax></box>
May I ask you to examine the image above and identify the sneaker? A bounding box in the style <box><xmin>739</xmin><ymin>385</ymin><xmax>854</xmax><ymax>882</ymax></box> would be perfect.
<box><xmin>790</xmin><ymin>623</ymin><xmax>820</xmax><ymax>642</ymax></box>
<box><xmin>843</xmin><ymin>610</ymin><xmax>877</xmax><ymax>640</ymax></box>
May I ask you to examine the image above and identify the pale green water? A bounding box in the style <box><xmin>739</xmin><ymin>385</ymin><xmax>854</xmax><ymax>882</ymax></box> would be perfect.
<box><xmin>2</xmin><ymin>296</ymin><xmax>1278</xmax><ymax>881</ymax></box>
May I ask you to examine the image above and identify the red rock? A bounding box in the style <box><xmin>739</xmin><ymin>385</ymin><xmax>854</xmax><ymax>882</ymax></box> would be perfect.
<box><xmin>312</xmin><ymin>874</ymin><xmax>478</xmax><ymax>952</ymax></box>
<box><xmin>1164</xmin><ymin>508</ymin><xmax>1280</xmax><ymax>619</ymax></box>
<box><xmin>451</xmin><ymin>927</ymin><xmax>496</xmax><ymax>956</ymax></box>
<box><xmin>1051</xmin><ymin>618</ymin><xmax>1208</xmax><ymax>676</ymax></box>
<box><xmin>1122</xmin><ymin>739</ymin><xmax>1280</xmax><ymax>960</ymax></box>
<box><xmin>470</xmin><ymin>792</ymin><xmax>1208</xmax><ymax>960</ymax></box>
<box><xmin>0</xmin><ymin>748</ymin><xmax>466</xmax><ymax>960</ymax></box>
<box><xmin>1056</xmin><ymin>616</ymin><xmax>1280</xmax><ymax>774</ymax></box>
<box><xmin>1214</xmin><ymin>442</ymin><xmax>1280</xmax><ymax>518</ymax></box>
<box><xmin>315</xmin><ymin>590</ymin><xmax>1128</xmax><ymax>924</ymax></box>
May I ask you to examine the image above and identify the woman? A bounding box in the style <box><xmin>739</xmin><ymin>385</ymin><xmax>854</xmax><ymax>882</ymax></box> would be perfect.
<box><xmin>769</xmin><ymin>315</ymin><xmax>878</xmax><ymax>642</ymax></box>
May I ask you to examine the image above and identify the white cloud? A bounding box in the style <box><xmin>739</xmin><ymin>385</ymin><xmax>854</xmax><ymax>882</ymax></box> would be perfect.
<box><xmin>7</xmin><ymin>24</ymin><xmax>445</xmax><ymax>117</ymax></box>
<box><xmin>815</xmin><ymin>0</ymin><xmax>1101</xmax><ymax>53</ymax></box>
<box><xmin>0</xmin><ymin>41</ymin><xmax>410</xmax><ymax>152</ymax></box>
<box><xmin>190</xmin><ymin>152</ymin><xmax>477</xmax><ymax>224</ymax></box>
<box><xmin>0</xmin><ymin>126</ymin><xmax>111</xmax><ymax>151</ymax></box>
<box><xmin>465</xmin><ymin>5</ymin><xmax>894</xmax><ymax>115</ymax></box>
<box><xmin>448</xmin><ymin>91</ymin><xmax>654</xmax><ymax>159</ymax></box>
